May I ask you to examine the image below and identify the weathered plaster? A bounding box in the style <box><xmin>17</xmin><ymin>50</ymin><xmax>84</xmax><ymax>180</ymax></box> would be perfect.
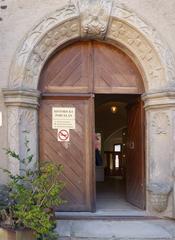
<box><xmin>142</xmin><ymin>92</ymin><xmax>175</xmax><ymax>217</ymax></box>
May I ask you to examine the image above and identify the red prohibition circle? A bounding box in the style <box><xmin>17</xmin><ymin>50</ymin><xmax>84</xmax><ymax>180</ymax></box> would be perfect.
<box><xmin>58</xmin><ymin>129</ymin><xmax>69</xmax><ymax>141</ymax></box>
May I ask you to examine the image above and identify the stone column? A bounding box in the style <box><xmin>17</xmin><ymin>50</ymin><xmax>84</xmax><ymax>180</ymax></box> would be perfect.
<box><xmin>143</xmin><ymin>91</ymin><xmax>175</xmax><ymax>218</ymax></box>
<box><xmin>2</xmin><ymin>89</ymin><xmax>40</xmax><ymax>175</ymax></box>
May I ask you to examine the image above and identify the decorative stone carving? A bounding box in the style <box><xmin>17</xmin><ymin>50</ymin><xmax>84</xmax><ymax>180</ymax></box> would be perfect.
<box><xmin>9</xmin><ymin>1</ymin><xmax>79</xmax><ymax>88</ymax></box>
<box><xmin>80</xmin><ymin>0</ymin><xmax>112</xmax><ymax>39</ymax></box>
<box><xmin>7</xmin><ymin>107</ymin><xmax>38</xmax><ymax>174</ymax></box>
<box><xmin>3</xmin><ymin>90</ymin><xmax>40</xmax><ymax>174</ymax></box>
<box><xmin>111</xmin><ymin>2</ymin><xmax>175</xmax><ymax>88</ymax></box>
<box><xmin>25</xmin><ymin>20</ymin><xmax>80</xmax><ymax>88</ymax></box>
<box><xmin>148</xmin><ymin>182</ymin><xmax>172</xmax><ymax>212</ymax></box>
<box><xmin>7</xmin><ymin>107</ymin><xmax>20</xmax><ymax>175</ymax></box>
<box><xmin>19</xmin><ymin>108</ymin><xmax>35</xmax><ymax>133</ymax></box>
<box><xmin>8</xmin><ymin>0</ymin><xmax>175</xmax><ymax>92</ymax></box>
<box><xmin>19</xmin><ymin>108</ymin><xmax>38</xmax><ymax>170</ymax></box>
<box><xmin>152</xmin><ymin>112</ymin><xmax>170</xmax><ymax>135</ymax></box>
<box><xmin>107</xmin><ymin>19</ymin><xmax>164</xmax><ymax>90</ymax></box>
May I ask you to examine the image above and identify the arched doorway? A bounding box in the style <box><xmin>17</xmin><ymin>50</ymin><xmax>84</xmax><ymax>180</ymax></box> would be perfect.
<box><xmin>3</xmin><ymin>0</ymin><xmax>174</xmax><ymax>218</ymax></box>
<box><xmin>95</xmin><ymin>94</ymin><xmax>145</xmax><ymax>211</ymax></box>
<box><xmin>39</xmin><ymin>41</ymin><xmax>145</xmax><ymax>211</ymax></box>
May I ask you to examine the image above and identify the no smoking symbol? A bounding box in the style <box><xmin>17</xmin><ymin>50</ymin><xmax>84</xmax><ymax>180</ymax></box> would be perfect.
<box><xmin>58</xmin><ymin>129</ymin><xmax>70</xmax><ymax>142</ymax></box>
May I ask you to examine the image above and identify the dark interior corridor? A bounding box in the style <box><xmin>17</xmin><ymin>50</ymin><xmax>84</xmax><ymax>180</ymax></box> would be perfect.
<box><xmin>95</xmin><ymin>94</ymin><xmax>145</xmax><ymax>211</ymax></box>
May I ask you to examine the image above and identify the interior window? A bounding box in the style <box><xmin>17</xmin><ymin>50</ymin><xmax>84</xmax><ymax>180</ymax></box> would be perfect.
<box><xmin>113</xmin><ymin>144</ymin><xmax>121</xmax><ymax>169</ymax></box>
<box><xmin>115</xmin><ymin>155</ymin><xmax>119</xmax><ymax>168</ymax></box>
<box><xmin>114</xmin><ymin>144</ymin><xmax>121</xmax><ymax>152</ymax></box>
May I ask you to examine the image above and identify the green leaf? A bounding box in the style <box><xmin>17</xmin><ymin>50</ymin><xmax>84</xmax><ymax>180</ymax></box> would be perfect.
<box><xmin>1</xmin><ymin>132</ymin><xmax>64</xmax><ymax>237</ymax></box>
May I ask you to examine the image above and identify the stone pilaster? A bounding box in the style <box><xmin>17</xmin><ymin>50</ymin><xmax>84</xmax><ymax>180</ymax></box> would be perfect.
<box><xmin>142</xmin><ymin>90</ymin><xmax>175</xmax><ymax>218</ymax></box>
<box><xmin>2</xmin><ymin>89</ymin><xmax>40</xmax><ymax>175</ymax></box>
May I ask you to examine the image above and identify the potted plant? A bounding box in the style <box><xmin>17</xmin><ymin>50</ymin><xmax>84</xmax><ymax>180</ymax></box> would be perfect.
<box><xmin>0</xmin><ymin>133</ymin><xmax>64</xmax><ymax>240</ymax></box>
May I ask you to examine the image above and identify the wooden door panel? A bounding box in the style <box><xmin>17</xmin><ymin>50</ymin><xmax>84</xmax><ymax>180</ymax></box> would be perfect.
<box><xmin>39</xmin><ymin>40</ymin><xmax>144</xmax><ymax>95</ymax></box>
<box><xmin>39</xmin><ymin>96</ymin><xmax>94</xmax><ymax>211</ymax></box>
<box><xmin>93</xmin><ymin>41</ymin><xmax>144</xmax><ymax>94</ymax></box>
<box><xmin>126</xmin><ymin>100</ymin><xmax>145</xmax><ymax>209</ymax></box>
<box><xmin>38</xmin><ymin>40</ymin><xmax>145</xmax><ymax>212</ymax></box>
<box><xmin>39</xmin><ymin>42</ymin><xmax>93</xmax><ymax>93</ymax></box>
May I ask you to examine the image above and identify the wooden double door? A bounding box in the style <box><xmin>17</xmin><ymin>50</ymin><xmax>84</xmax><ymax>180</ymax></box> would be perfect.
<box><xmin>126</xmin><ymin>100</ymin><xmax>145</xmax><ymax>210</ymax></box>
<box><xmin>39</xmin><ymin>95</ymin><xmax>95</xmax><ymax>211</ymax></box>
<box><xmin>39</xmin><ymin>41</ymin><xmax>145</xmax><ymax>211</ymax></box>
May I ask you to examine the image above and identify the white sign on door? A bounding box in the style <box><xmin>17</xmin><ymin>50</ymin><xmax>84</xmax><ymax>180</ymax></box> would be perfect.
<box><xmin>52</xmin><ymin>107</ymin><xmax>75</xmax><ymax>129</ymax></box>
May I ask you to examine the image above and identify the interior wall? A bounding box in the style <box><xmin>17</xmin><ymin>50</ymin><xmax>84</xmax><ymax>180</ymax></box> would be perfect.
<box><xmin>104</xmin><ymin>128</ymin><xmax>124</xmax><ymax>151</ymax></box>
<box><xmin>95</xmin><ymin>100</ymin><xmax>127</xmax><ymax>141</ymax></box>
<box><xmin>95</xmin><ymin>94</ymin><xmax>139</xmax><ymax>152</ymax></box>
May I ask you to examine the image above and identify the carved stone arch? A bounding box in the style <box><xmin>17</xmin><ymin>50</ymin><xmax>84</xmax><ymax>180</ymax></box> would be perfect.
<box><xmin>3</xmin><ymin>0</ymin><xmax>175</xmax><ymax>217</ymax></box>
<box><xmin>8</xmin><ymin>0</ymin><xmax>175</xmax><ymax>92</ymax></box>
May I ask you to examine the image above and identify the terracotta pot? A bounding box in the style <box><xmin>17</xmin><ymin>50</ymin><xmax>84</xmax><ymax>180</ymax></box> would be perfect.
<box><xmin>0</xmin><ymin>228</ymin><xmax>16</xmax><ymax>240</ymax></box>
<box><xmin>0</xmin><ymin>228</ymin><xmax>35</xmax><ymax>240</ymax></box>
<box><xmin>16</xmin><ymin>229</ymin><xmax>35</xmax><ymax>240</ymax></box>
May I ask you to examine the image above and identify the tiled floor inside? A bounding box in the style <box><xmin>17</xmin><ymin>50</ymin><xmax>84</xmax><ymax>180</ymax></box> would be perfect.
<box><xmin>57</xmin><ymin>176</ymin><xmax>146</xmax><ymax>218</ymax></box>
<box><xmin>96</xmin><ymin>177</ymin><xmax>141</xmax><ymax>211</ymax></box>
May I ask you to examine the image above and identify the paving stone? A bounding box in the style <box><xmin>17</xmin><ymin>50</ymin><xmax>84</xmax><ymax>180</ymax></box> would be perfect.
<box><xmin>55</xmin><ymin>220</ymin><xmax>72</xmax><ymax>237</ymax></box>
<box><xmin>56</xmin><ymin>219</ymin><xmax>175</xmax><ymax>239</ymax></box>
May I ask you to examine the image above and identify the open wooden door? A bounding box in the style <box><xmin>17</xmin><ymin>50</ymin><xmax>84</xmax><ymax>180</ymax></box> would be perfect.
<box><xmin>38</xmin><ymin>40</ymin><xmax>145</xmax><ymax>212</ymax></box>
<box><xmin>126</xmin><ymin>100</ymin><xmax>145</xmax><ymax>209</ymax></box>
<box><xmin>39</xmin><ymin>95</ymin><xmax>95</xmax><ymax>211</ymax></box>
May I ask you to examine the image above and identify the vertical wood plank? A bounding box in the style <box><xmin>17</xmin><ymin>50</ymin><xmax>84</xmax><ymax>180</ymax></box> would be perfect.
<box><xmin>126</xmin><ymin>100</ymin><xmax>145</xmax><ymax>209</ymax></box>
<box><xmin>39</xmin><ymin>96</ymin><xmax>94</xmax><ymax>211</ymax></box>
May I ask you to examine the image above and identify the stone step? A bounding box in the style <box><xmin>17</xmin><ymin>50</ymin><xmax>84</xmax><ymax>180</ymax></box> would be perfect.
<box><xmin>56</xmin><ymin>219</ymin><xmax>175</xmax><ymax>240</ymax></box>
<box><xmin>56</xmin><ymin>210</ymin><xmax>148</xmax><ymax>217</ymax></box>
<box><xmin>55</xmin><ymin>210</ymin><xmax>154</xmax><ymax>221</ymax></box>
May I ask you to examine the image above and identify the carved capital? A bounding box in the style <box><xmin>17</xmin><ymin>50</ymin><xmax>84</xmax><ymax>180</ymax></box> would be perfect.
<box><xmin>2</xmin><ymin>89</ymin><xmax>40</xmax><ymax>109</ymax></box>
<box><xmin>142</xmin><ymin>90</ymin><xmax>175</xmax><ymax>110</ymax></box>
